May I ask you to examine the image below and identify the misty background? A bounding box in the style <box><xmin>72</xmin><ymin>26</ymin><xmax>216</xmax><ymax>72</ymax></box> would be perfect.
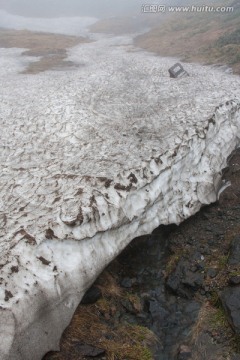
<box><xmin>1</xmin><ymin>0</ymin><xmax>152</xmax><ymax>18</ymax></box>
<box><xmin>0</xmin><ymin>0</ymin><xmax>199</xmax><ymax>36</ymax></box>
<box><xmin>0</xmin><ymin>0</ymin><xmax>195</xmax><ymax>19</ymax></box>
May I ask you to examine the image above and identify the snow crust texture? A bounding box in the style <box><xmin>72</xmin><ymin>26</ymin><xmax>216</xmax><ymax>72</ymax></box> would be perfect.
<box><xmin>0</xmin><ymin>34</ymin><xmax>240</xmax><ymax>359</ymax></box>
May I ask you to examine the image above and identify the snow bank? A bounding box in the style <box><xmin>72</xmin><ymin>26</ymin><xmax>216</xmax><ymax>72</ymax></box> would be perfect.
<box><xmin>0</xmin><ymin>36</ymin><xmax>240</xmax><ymax>359</ymax></box>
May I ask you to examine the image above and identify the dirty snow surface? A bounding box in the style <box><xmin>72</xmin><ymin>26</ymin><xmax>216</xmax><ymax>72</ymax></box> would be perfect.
<box><xmin>0</xmin><ymin>33</ymin><xmax>240</xmax><ymax>360</ymax></box>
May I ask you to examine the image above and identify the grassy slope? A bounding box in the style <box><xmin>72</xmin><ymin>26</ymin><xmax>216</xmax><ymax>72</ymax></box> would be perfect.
<box><xmin>89</xmin><ymin>16</ymin><xmax>148</xmax><ymax>35</ymax></box>
<box><xmin>135</xmin><ymin>0</ymin><xmax>240</xmax><ymax>74</ymax></box>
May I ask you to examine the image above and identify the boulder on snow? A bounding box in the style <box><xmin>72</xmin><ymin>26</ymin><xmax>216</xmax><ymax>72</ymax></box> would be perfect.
<box><xmin>168</xmin><ymin>62</ymin><xmax>189</xmax><ymax>78</ymax></box>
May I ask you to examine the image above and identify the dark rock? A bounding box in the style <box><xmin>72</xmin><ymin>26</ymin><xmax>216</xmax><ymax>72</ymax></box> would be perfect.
<box><xmin>206</xmin><ymin>225</ymin><xmax>213</xmax><ymax>232</ymax></box>
<box><xmin>191</xmin><ymin>252</ymin><xmax>202</xmax><ymax>261</ymax></box>
<box><xmin>4</xmin><ymin>290</ymin><xmax>13</xmax><ymax>302</ymax></box>
<box><xmin>199</xmin><ymin>245</ymin><xmax>211</xmax><ymax>256</ymax></box>
<box><xmin>220</xmin><ymin>286</ymin><xmax>240</xmax><ymax>334</ymax></box>
<box><xmin>195</xmin><ymin>261</ymin><xmax>205</xmax><ymax>271</ymax></box>
<box><xmin>190</xmin><ymin>265</ymin><xmax>198</xmax><ymax>272</ymax></box>
<box><xmin>73</xmin><ymin>342</ymin><xmax>105</xmax><ymax>357</ymax></box>
<box><xmin>232</xmin><ymin>165</ymin><xmax>240</xmax><ymax>174</ymax></box>
<box><xmin>202</xmin><ymin>211</ymin><xmax>212</xmax><ymax>220</ymax></box>
<box><xmin>37</xmin><ymin>256</ymin><xmax>51</xmax><ymax>266</ymax></box>
<box><xmin>184</xmin><ymin>301</ymin><xmax>200</xmax><ymax>316</ymax></box>
<box><xmin>231</xmin><ymin>354</ymin><xmax>240</xmax><ymax>360</ymax></box>
<box><xmin>207</xmin><ymin>268</ymin><xmax>218</xmax><ymax>278</ymax></box>
<box><xmin>148</xmin><ymin>299</ymin><xmax>169</xmax><ymax>326</ymax></box>
<box><xmin>120</xmin><ymin>277</ymin><xmax>133</xmax><ymax>288</ymax></box>
<box><xmin>228</xmin><ymin>235</ymin><xmax>240</xmax><ymax>266</ymax></box>
<box><xmin>166</xmin><ymin>269</ymin><xmax>182</xmax><ymax>294</ymax></box>
<box><xmin>217</xmin><ymin>209</ymin><xmax>223</xmax><ymax>217</ymax></box>
<box><xmin>166</xmin><ymin>258</ymin><xmax>204</xmax><ymax>298</ymax></box>
<box><xmin>182</xmin><ymin>271</ymin><xmax>204</xmax><ymax>289</ymax></box>
<box><xmin>81</xmin><ymin>286</ymin><xmax>102</xmax><ymax>305</ymax></box>
<box><xmin>168</xmin><ymin>63</ymin><xmax>189</xmax><ymax>79</ymax></box>
<box><xmin>229</xmin><ymin>276</ymin><xmax>240</xmax><ymax>286</ymax></box>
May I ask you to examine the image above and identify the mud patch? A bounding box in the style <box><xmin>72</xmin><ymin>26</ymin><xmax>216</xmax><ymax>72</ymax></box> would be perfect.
<box><xmin>0</xmin><ymin>29</ymin><xmax>90</xmax><ymax>73</ymax></box>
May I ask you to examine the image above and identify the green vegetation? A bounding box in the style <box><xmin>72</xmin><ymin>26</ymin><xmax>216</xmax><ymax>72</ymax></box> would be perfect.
<box><xmin>135</xmin><ymin>0</ymin><xmax>240</xmax><ymax>74</ymax></box>
<box><xmin>229</xmin><ymin>270</ymin><xmax>240</xmax><ymax>277</ymax></box>
<box><xmin>165</xmin><ymin>247</ymin><xmax>188</xmax><ymax>276</ymax></box>
<box><xmin>125</xmin><ymin>292</ymin><xmax>142</xmax><ymax>313</ymax></box>
<box><xmin>217</xmin><ymin>28</ymin><xmax>240</xmax><ymax>46</ymax></box>
<box><xmin>47</xmin><ymin>272</ymin><xmax>157</xmax><ymax>360</ymax></box>
<box><xmin>165</xmin><ymin>254</ymin><xmax>181</xmax><ymax>275</ymax></box>
<box><xmin>218</xmin><ymin>253</ymin><xmax>229</xmax><ymax>269</ymax></box>
<box><xmin>103</xmin><ymin>325</ymin><xmax>157</xmax><ymax>360</ymax></box>
<box><xmin>210</xmin><ymin>306</ymin><xmax>228</xmax><ymax>330</ymax></box>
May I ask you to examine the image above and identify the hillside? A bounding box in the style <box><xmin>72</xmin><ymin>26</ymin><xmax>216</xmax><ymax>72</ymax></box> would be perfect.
<box><xmin>135</xmin><ymin>0</ymin><xmax>240</xmax><ymax>74</ymax></box>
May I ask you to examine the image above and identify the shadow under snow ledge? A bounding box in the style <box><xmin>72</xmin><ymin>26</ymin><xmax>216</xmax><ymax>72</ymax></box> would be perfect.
<box><xmin>0</xmin><ymin>36</ymin><xmax>240</xmax><ymax>360</ymax></box>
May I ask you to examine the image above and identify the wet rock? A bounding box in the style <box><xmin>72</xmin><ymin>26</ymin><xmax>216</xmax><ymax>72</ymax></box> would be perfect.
<box><xmin>166</xmin><ymin>259</ymin><xmax>204</xmax><ymax>298</ymax></box>
<box><xmin>220</xmin><ymin>286</ymin><xmax>240</xmax><ymax>334</ymax></box>
<box><xmin>148</xmin><ymin>299</ymin><xmax>170</xmax><ymax>326</ymax></box>
<box><xmin>72</xmin><ymin>342</ymin><xmax>105</xmax><ymax>357</ymax></box>
<box><xmin>166</xmin><ymin>270</ymin><xmax>183</xmax><ymax>295</ymax></box>
<box><xmin>228</xmin><ymin>235</ymin><xmax>240</xmax><ymax>266</ymax></box>
<box><xmin>81</xmin><ymin>286</ymin><xmax>102</xmax><ymax>305</ymax></box>
<box><xmin>177</xmin><ymin>345</ymin><xmax>192</xmax><ymax>360</ymax></box>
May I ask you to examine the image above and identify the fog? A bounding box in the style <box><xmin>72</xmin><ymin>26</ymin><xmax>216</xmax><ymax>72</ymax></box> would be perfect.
<box><xmin>0</xmin><ymin>0</ymin><xmax>222</xmax><ymax>36</ymax></box>
<box><xmin>0</xmin><ymin>0</ymin><xmax>190</xmax><ymax>35</ymax></box>
<box><xmin>0</xmin><ymin>0</ymin><xmax>187</xmax><ymax>18</ymax></box>
<box><xmin>0</xmin><ymin>0</ymin><xmax>148</xmax><ymax>18</ymax></box>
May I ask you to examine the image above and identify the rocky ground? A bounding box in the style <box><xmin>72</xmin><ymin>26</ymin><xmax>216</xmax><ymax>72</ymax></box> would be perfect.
<box><xmin>43</xmin><ymin>148</ymin><xmax>240</xmax><ymax>360</ymax></box>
